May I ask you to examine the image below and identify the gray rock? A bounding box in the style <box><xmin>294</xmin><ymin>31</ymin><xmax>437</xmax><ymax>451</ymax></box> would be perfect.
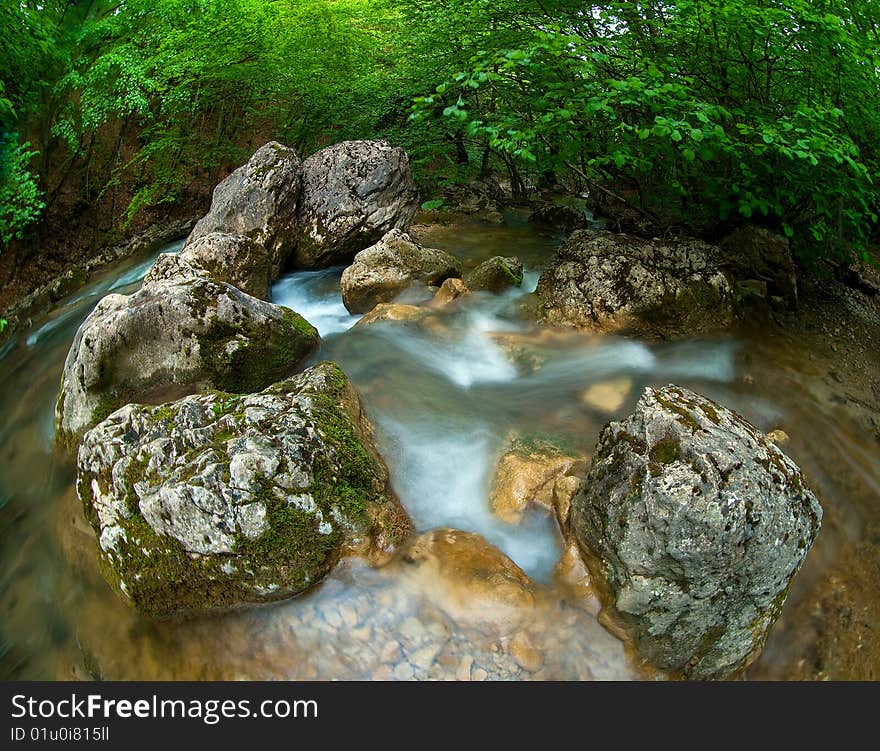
<box><xmin>56</xmin><ymin>274</ymin><xmax>318</xmax><ymax>447</ymax></box>
<box><xmin>571</xmin><ymin>384</ymin><xmax>822</xmax><ymax>679</ymax></box>
<box><xmin>719</xmin><ymin>226</ymin><xmax>798</xmax><ymax>309</ymax></box>
<box><xmin>466</xmin><ymin>256</ymin><xmax>524</xmax><ymax>293</ymax></box>
<box><xmin>528</xmin><ymin>202</ymin><xmax>587</xmax><ymax>231</ymax></box>
<box><xmin>187</xmin><ymin>142</ymin><xmax>302</xmax><ymax>274</ymax></box>
<box><xmin>536</xmin><ymin>229</ymin><xmax>733</xmax><ymax>338</ymax></box>
<box><xmin>294</xmin><ymin>140</ymin><xmax>419</xmax><ymax>268</ymax></box>
<box><xmin>176</xmin><ymin>232</ymin><xmax>272</xmax><ymax>300</ymax></box>
<box><xmin>340</xmin><ymin>229</ymin><xmax>461</xmax><ymax>313</ymax></box>
<box><xmin>76</xmin><ymin>362</ymin><xmax>410</xmax><ymax>618</ymax></box>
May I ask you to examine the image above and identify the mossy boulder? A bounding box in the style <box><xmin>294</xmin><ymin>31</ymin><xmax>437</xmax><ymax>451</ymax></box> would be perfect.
<box><xmin>76</xmin><ymin>362</ymin><xmax>410</xmax><ymax>618</ymax></box>
<box><xmin>294</xmin><ymin>140</ymin><xmax>420</xmax><ymax>269</ymax></box>
<box><xmin>536</xmin><ymin>229</ymin><xmax>734</xmax><ymax>338</ymax></box>
<box><xmin>186</xmin><ymin>141</ymin><xmax>302</xmax><ymax>275</ymax></box>
<box><xmin>340</xmin><ymin>229</ymin><xmax>461</xmax><ymax>313</ymax></box>
<box><xmin>465</xmin><ymin>256</ymin><xmax>524</xmax><ymax>293</ymax></box>
<box><xmin>56</xmin><ymin>274</ymin><xmax>318</xmax><ymax>448</ymax></box>
<box><xmin>571</xmin><ymin>384</ymin><xmax>823</xmax><ymax>679</ymax></box>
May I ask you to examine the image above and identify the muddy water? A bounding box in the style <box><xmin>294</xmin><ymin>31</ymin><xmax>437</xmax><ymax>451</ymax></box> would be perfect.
<box><xmin>1</xmin><ymin>218</ymin><xmax>878</xmax><ymax>680</ymax></box>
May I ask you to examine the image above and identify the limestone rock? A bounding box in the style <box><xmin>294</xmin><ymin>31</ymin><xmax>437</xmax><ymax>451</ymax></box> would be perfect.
<box><xmin>56</xmin><ymin>275</ymin><xmax>318</xmax><ymax>447</ymax></box>
<box><xmin>340</xmin><ymin>229</ymin><xmax>461</xmax><ymax>313</ymax></box>
<box><xmin>431</xmin><ymin>278</ymin><xmax>470</xmax><ymax>307</ymax></box>
<box><xmin>466</xmin><ymin>256</ymin><xmax>524</xmax><ymax>293</ymax></box>
<box><xmin>580</xmin><ymin>378</ymin><xmax>633</xmax><ymax>414</ymax></box>
<box><xmin>76</xmin><ymin>362</ymin><xmax>410</xmax><ymax>618</ymax></box>
<box><xmin>295</xmin><ymin>140</ymin><xmax>419</xmax><ymax>268</ymax></box>
<box><xmin>354</xmin><ymin>303</ymin><xmax>427</xmax><ymax>328</ymax></box>
<box><xmin>187</xmin><ymin>142</ymin><xmax>302</xmax><ymax>274</ymax></box>
<box><xmin>400</xmin><ymin>529</ymin><xmax>536</xmax><ymax>625</ymax></box>
<box><xmin>489</xmin><ymin>436</ymin><xmax>586</xmax><ymax>525</ymax></box>
<box><xmin>536</xmin><ymin>230</ymin><xmax>734</xmax><ymax>338</ymax></box>
<box><xmin>176</xmin><ymin>232</ymin><xmax>272</xmax><ymax>300</ymax></box>
<box><xmin>571</xmin><ymin>384</ymin><xmax>823</xmax><ymax>678</ymax></box>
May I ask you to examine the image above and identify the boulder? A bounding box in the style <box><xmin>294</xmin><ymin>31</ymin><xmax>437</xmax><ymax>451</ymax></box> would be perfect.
<box><xmin>176</xmin><ymin>232</ymin><xmax>272</xmax><ymax>300</ymax></box>
<box><xmin>528</xmin><ymin>202</ymin><xmax>587</xmax><ymax>232</ymax></box>
<box><xmin>536</xmin><ymin>230</ymin><xmax>733</xmax><ymax>338</ymax></box>
<box><xmin>76</xmin><ymin>362</ymin><xmax>410</xmax><ymax>618</ymax></box>
<box><xmin>431</xmin><ymin>277</ymin><xmax>470</xmax><ymax>307</ymax></box>
<box><xmin>294</xmin><ymin>140</ymin><xmax>419</xmax><ymax>268</ymax></box>
<box><xmin>719</xmin><ymin>226</ymin><xmax>798</xmax><ymax>309</ymax></box>
<box><xmin>571</xmin><ymin>384</ymin><xmax>823</xmax><ymax>679</ymax></box>
<box><xmin>466</xmin><ymin>256</ymin><xmax>524</xmax><ymax>293</ymax></box>
<box><xmin>340</xmin><ymin>229</ymin><xmax>461</xmax><ymax>313</ymax></box>
<box><xmin>187</xmin><ymin>142</ymin><xmax>302</xmax><ymax>274</ymax></box>
<box><xmin>489</xmin><ymin>435</ymin><xmax>586</xmax><ymax>526</ymax></box>
<box><xmin>56</xmin><ymin>275</ymin><xmax>318</xmax><ymax>447</ymax></box>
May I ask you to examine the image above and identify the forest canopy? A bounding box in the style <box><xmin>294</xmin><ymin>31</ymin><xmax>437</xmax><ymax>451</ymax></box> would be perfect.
<box><xmin>1</xmin><ymin>0</ymin><xmax>878</xmax><ymax>262</ymax></box>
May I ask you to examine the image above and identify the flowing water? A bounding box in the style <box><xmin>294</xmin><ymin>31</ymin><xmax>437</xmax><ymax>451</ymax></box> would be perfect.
<box><xmin>1</xmin><ymin>218</ymin><xmax>878</xmax><ymax>680</ymax></box>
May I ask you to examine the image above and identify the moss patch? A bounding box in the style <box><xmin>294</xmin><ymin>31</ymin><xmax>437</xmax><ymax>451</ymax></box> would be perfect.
<box><xmin>650</xmin><ymin>437</ymin><xmax>681</xmax><ymax>465</ymax></box>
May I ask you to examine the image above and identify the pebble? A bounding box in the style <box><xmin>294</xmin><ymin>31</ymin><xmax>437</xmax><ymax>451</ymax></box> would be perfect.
<box><xmin>400</xmin><ymin>616</ymin><xmax>425</xmax><ymax>642</ymax></box>
<box><xmin>380</xmin><ymin>641</ymin><xmax>402</xmax><ymax>663</ymax></box>
<box><xmin>339</xmin><ymin>604</ymin><xmax>359</xmax><ymax>628</ymax></box>
<box><xmin>456</xmin><ymin>655</ymin><xmax>474</xmax><ymax>681</ymax></box>
<box><xmin>472</xmin><ymin>667</ymin><xmax>488</xmax><ymax>681</ymax></box>
<box><xmin>393</xmin><ymin>662</ymin><xmax>415</xmax><ymax>681</ymax></box>
<box><xmin>409</xmin><ymin>643</ymin><xmax>442</xmax><ymax>670</ymax></box>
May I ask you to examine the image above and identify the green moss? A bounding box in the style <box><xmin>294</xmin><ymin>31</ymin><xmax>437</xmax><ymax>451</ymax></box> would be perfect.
<box><xmin>654</xmin><ymin>390</ymin><xmax>703</xmax><ymax>433</ymax></box>
<box><xmin>499</xmin><ymin>260</ymin><xmax>524</xmax><ymax>287</ymax></box>
<box><xmin>281</xmin><ymin>306</ymin><xmax>318</xmax><ymax>340</ymax></box>
<box><xmin>197</xmin><ymin>310</ymin><xmax>318</xmax><ymax>393</ymax></box>
<box><xmin>509</xmin><ymin>433</ymin><xmax>570</xmax><ymax>458</ymax></box>
<box><xmin>650</xmin><ymin>437</ymin><xmax>681</xmax><ymax>465</ymax></box>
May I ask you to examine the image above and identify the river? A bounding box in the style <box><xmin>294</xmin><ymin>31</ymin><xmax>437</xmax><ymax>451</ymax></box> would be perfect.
<box><xmin>1</xmin><ymin>215</ymin><xmax>878</xmax><ymax>679</ymax></box>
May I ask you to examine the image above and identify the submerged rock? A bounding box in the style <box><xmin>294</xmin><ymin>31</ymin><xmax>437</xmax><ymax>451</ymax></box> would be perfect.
<box><xmin>186</xmin><ymin>142</ymin><xmax>302</xmax><ymax>274</ymax></box>
<box><xmin>340</xmin><ymin>229</ymin><xmax>461</xmax><ymax>313</ymax></box>
<box><xmin>400</xmin><ymin>528</ymin><xmax>536</xmax><ymax>626</ymax></box>
<box><xmin>489</xmin><ymin>435</ymin><xmax>586</xmax><ymax>526</ymax></box>
<box><xmin>56</xmin><ymin>275</ymin><xmax>318</xmax><ymax>447</ymax></box>
<box><xmin>571</xmin><ymin>384</ymin><xmax>822</xmax><ymax>679</ymax></box>
<box><xmin>580</xmin><ymin>378</ymin><xmax>633</xmax><ymax>415</ymax></box>
<box><xmin>354</xmin><ymin>303</ymin><xmax>428</xmax><ymax>328</ymax></box>
<box><xmin>536</xmin><ymin>230</ymin><xmax>733</xmax><ymax>338</ymax></box>
<box><xmin>294</xmin><ymin>140</ymin><xmax>419</xmax><ymax>268</ymax></box>
<box><xmin>76</xmin><ymin>362</ymin><xmax>410</xmax><ymax>618</ymax></box>
<box><xmin>466</xmin><ymin>256</ymin><xmax>524</xmax><ymax>293</ymax></box>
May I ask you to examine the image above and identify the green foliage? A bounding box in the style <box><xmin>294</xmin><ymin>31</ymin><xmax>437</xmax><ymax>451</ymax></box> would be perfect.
<box><xmin>0</xmin><ymin>0</ymin><xmax>877</xmax><ymax>265</ymax></box>
<box><xmin>411</xmin><ymin>0</ymin><xmax>880</xmax><ymax>262</ymax></box>
<box><xmin>0</xmin><ymin>134</ymin><xmax>44</xmax><ymax>246</ymax></box>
